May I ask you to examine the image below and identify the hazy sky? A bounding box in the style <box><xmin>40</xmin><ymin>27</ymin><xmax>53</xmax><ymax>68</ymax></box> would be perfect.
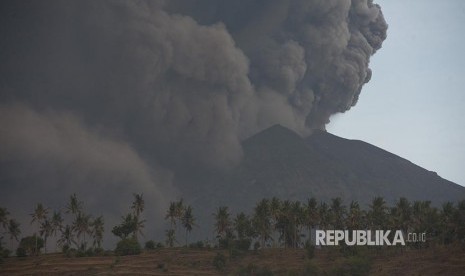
<box><xmin>328</xmin><ymin>0</ymin><xmax>465</xmax><ymax>186</ymax></box>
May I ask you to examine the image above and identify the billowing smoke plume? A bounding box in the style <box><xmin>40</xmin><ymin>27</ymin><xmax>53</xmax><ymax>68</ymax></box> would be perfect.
<box><xmin>0</xmin><ymin>0</ymin><xmax>387</xmax><ymax>243</ymax></box>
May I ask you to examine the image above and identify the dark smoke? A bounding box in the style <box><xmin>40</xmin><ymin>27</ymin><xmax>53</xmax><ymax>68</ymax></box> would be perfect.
<box><xmin>0</xmin><ymin>0</ymin><xmax>387</xmax><ymax>245</ymax></box>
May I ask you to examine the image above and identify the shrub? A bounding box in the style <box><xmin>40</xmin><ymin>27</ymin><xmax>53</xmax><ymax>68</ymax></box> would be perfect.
<box><xmin>16</xmin><ymin>235</ymin><xmax>44</xmax><ymax>257</ymax></box>
<box><xmin>16</xmin><ymin>247</ymin><xmax>27</xmax><ymax>258</ymax></box>
<box><xmin>187</xmin><ymin>240</ymin><xmax>205</xmax><ymax>249</ymax></box>
<box><xmin>145</xmin><ymin>240</ymin><xmax>156</xmax><ymax>250</ymax></box>
<box><xmin>156</xmin><ymin>242</ymin><xmax>164</xmax><ymax>248</ymax></box>
<box><xmin>61</xmin><ymin>244</ymin><xmax>70</xmax><ymax>253</ymax></box>
<box><xmin>305</xmin><ymin>241</ymin><xmax>315</xmax><ymax>259</ymax></box>
<box><xmin>212</xmin><ymin>252</ymin><xmax>227</xmax><ymax>271</ymax></box>
<box><xmin>235</xmin><ymin>239</ymin><xmax>252</xmax><ymax>251</ymax></box>
<box><xmin>65</xmin><ymin>248</ymin><xmax>78</xmax><ymax>258</ymax></box>
<box><xmin>115</xmin><ymin>237</ymin><xmax>141</xmax><ymax>256</ymax></box>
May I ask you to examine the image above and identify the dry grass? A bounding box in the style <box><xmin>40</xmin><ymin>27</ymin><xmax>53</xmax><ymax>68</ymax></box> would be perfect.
<box><xmin>1</xmin><ymin>245</ymin><xmax>465</xmax><ymax>275</ymax></box>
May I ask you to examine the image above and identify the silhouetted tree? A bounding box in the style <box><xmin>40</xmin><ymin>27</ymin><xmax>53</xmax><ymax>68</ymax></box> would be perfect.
<box><xmin>66</xmin><ymin>193</ymin><xmax>83</xmax><ymax>217</ymax></box>
<box><xmin>165</xmin><ymin>229</ymin><xmax>176</xmax><ymax>247</ymax></box>
<box><xmin>181</xmin><ymin>205</ymin><xmax>195</xmax><ymax>246</ymax></box>
<box><xmin>73</xmin><ymin>212</ymin><xmax>92</xmax><ymax>250</ymax></box>
<box><xmin>31</xmin><ymin>203</ymin><xmax>49</xmax><ymax>255</ymax></box>
<box><xmin>92</xmin><ymin>216</ymin><xmax>105</xmax><ymax>249</ymax></box>
<box><xmin>213</xmin><ymin>206</ymin><xmax>232</xmax><ymax>240</ymax></box>
<box><xmin>253</xmin><ymin>199</ymin><xmax>272</xmax><ymax>248</ymax></box>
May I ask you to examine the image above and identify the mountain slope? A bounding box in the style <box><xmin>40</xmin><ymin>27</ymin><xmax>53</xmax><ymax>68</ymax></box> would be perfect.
<box><xmin>174</xmin><ymin>124</ymin><xmax>465</xmax><ymax>240</ymax></box>
<box><xmin>190</xmin><ymin>125</ymin><xmax>465</xmax><ymax>209</ymax></box>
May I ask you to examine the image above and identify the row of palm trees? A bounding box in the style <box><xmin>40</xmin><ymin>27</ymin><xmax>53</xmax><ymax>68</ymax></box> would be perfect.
<box><xmin>2</xmin><ymin>195</ymin><xmax>465</xmax><ymax>254</ymax></box>
<box><xmin>209</xmin><ymin>197</ymin><xmax>465</xmax><ymax>249</ymax></box>
<box><xmin>28</xmin><ymin>194</ymin><xmax>105</xmax><ymax>254</ymax></box>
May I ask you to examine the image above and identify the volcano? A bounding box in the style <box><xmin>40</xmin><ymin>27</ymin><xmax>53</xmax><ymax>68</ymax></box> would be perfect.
<box><xmin>179</xmin><ymin>124</ymin><xmax>465</xmax><ymax>218</ymax></box>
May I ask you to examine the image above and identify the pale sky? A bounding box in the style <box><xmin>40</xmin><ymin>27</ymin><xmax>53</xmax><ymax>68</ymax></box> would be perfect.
<box><xmin>328</xmin><ymin>0</ymin><xmax>465</xmax><ymax>187</ymax></box>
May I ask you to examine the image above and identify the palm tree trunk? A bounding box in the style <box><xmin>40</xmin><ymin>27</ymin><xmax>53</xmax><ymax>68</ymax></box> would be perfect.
<box><xmin>35</xmin><ymin>232</ymin><xmax>38</xmax><ymax>256</ymax></box>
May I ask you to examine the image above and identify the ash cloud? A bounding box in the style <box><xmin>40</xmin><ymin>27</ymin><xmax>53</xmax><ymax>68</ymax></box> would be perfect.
<box><xmin>0</xmin><ymin>0</ymin><xmax>387</xmax><ymax>243</ymax></box>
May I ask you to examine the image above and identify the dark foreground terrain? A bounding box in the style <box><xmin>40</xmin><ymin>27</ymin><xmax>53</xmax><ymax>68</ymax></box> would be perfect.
<box><xmin>1</xmin><ymin>244</ymin><xmax>465</xmax><ymax>275</ymax></box>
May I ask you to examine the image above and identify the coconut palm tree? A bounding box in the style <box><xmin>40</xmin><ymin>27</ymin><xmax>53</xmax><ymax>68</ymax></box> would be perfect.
<box><xmin>305</xmin><ymin>197</ymin><xmax>319</xmax><ymax>242</ymax></box>
<box><xmin>253</xmin><ymin>199</ymin><xmax>272</xmax><ymax>248</ymax></box>
<box><xmin>181</xmin><ymin>205</ymin><xmax>195</xmax><ymax>246</ymax></box>
<box><xmin>165</xmin><ymin>201</ymin><xmax>177</xmax><ymax>229</ymax></box>
<box><xmin>318</xmin><ymin>202</ymin><xmax>330</xmax><ymax>230</ymax></box>
<box><xmin>66</xmin><ymin>193</ymin><xmax>83</xmax><ymax>217</ymax></box>
<box><xmin>269</xmin><ymin>197</ymin><xmax>281</xmax><ymax>245</ymax></box>
<box><xmin>73</xmin><ymin>212</ymin><xmax>92</xmax><ymax>250</ymax></box>
<box><xmin>51</xmin><ymin>211</ymin><xmax>63</xmax><ymax>250</ymax></box>
<box><xmin>346</xmin><ymin>201</ymin><xmax>364</xmax><ymax>230</ymax></box>
<box><xmin>40</xmin><ymin>219</ymin><xmax>53</xmax><ymax>253</ymax></box>
<box><xmin>330</xmin><ymin>197</ymin><xmax>346</xmax><ymax>229</ymax></box>
<box><xmin>58</xmin><ymin>225</ymin><xmax>76</xmax><ymax>249</ymax></box>
<box><xmin>234</xmin><ymin>212</ymin><xmax>253</xmax><ymax>240</ymax></box>
<box><xmin>132</xmin><ymin>193</ymin><xmax>144</xmax><ymax>218</ymax></box>
<box><xmin>31</xmin><ymin>203</ymin><xmax>49</xmax><ymax>255</ymax></box>
<box><xmin>165</xmin><ymin>229</ymin><xmax>176</xmax><ymax>247</ymax></box>
<box><xmin>291</xmin><ymin>200</ymin><xmax>304</xmax><ymax>248</ymax></box>
<box><xmin>0</xmin><ymin>207</ymin><xmax>10</xmax><ymax>230</ymax></box>
<box><xmin>131</xmin><ymin>194</ymin><xmax>145</xmax><ymax>240</ymax></box>
<box><xmin>91</xmin><ymin>216</ymin><xmax>104</xmax><ymax>249</ymax></box>
<box><xmin>213</xmin><ymin>206</ymin><xmax>231</xmax><ymax>239</ymax></box>
<box><xmin>7</xmin><ymin>219</ymin><xmax>21</xmax><ymax>249</ymax></box>
<box><xmin>391</xmin><ymin>197</ymin><xmax>411</xmax><ymax>235</ymax></box>
<box><xmin>368</xmin><ymin>196</ymin><xmax>388</xmax><ymax>229</ymax></box>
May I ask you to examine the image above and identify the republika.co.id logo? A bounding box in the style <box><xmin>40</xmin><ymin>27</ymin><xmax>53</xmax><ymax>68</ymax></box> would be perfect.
<box><xmin>314</xmin><ymin>230</ymin><xmax>426</xmax><ymax>246</ymax></box>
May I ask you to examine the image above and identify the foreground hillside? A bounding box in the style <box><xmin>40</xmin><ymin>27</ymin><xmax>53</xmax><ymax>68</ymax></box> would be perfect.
<box><xmin>2</xmin><ymin>245</ymin><xmax>465</xmax><ymax>275</ymax></box>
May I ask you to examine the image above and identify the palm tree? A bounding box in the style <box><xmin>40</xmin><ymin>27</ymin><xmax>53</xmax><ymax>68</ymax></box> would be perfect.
<box><xmin>291</xmin><ymin>201</ymin><xmax>304</xmax><ymax>248</ymax></box>
<box><xmin>305</xmin><ymin>198</ymin><xmax>319</xmax><ymax>242</ymax></box>
<box><xmin>330</xmin><ymin>197</ymin><xmax>346</xmax><ymax>229</ymax></box>
<box><xmin>276</xmin><ymin>200</ymin><xmax>291</xmax><ymax>247</ymax></box>
<box><xmin>58</xmin><ymin>225</ymin><xmax>76</xmax><ymax>249</ymax></box>
<box><xmin>51</xmin><ymin>211</ymin><xmax>63</xmax><ymax>251</ymax></box>
<box><xmin>73</xmin><ymin>212</ymin><xmax>92</xmax><ymax>250</ymax></box>
<box><xmin>7</xmin><ymin>219</ymin><xmax>21</xmax><ymax>249</ymax></box>
<box><xmin>0</xmin><ymin>207</ymin><xmax>10</xmax><ymax>230</ymax></box>
<box><xmin>346</xmin><ymin>201</ymin><xmax>364</xmax><ymax>230</ymax></box>
<box><xmin>181</xmin><ymin>205</ymin><xmax>195</xmax><ymax>246</ymax></box>
<box><xmin>368</xmin><ymin>196</ymin><xmax>388</xmax><ymax>229</ymax></box>
<box><xmin>66</xmin><ymin>193</ymin><xmax>83</xmax><ymax>217</ymax></box>
<box><xmin>318</xmin><ymin>202</ymin><xmax>329</xmax><ymax>230</ymax></box>
<box><xmin>165</xmin><ymin>201</ymin><xmax>177</xmax><ymax>229</ymax></box>
<box><xmin>269</xmin><ymin>197</ymin><xmax>282</xmax><ymax>245</ymax></box>
<box><xmin>132</xmin><ymin>193</ymin><xmax>144</xmax><ymax>218</ymax></box>
<box><xmin>134</xmin><ymin>216</ymin><xmax>146</xmax><ymax>240</ymax></box>
<box><xmin>391</xmin><ymin>197</ymin><xmax>411</xmax><ymax>235</ymax></box>
<box><xmin>234</xmin><ymin>212</ymin><xmax>253</xmax><ymax>240</ymax></box>
<box><xmin>131</xmin><ymin>194</ymin><xmax>145</xmax><ymax>240</ymax></box>
<box><xmin>40</xmin><ymin>219</ymin><xmax>53</xmax><ymax>253</ymax></box>
<box><xmin>91</xmin><ymin>216</ymin><xmax>104</xmax><ymax>249</ymax></box>
<box><xmin>213</xmin><ymin>206</ymin><xmax>231</xmax><ymax>240</ymax></box>
<box><xmin>175</xmin><ymin>199</ymin><xmax>185</xmax><ymax>229</ymax></box>
<box><xmin>253</xmin><ymin>199</ymin><xmax>272</xmax><ymax>248</ymax></box>
<box><xmin>165</xmin><ymin>229</ymin><xmax>176</xmax><ymax>247</ymax></box>
<box><xmin>31</xmin><ymin>203</ymin><xmax>49</xmax><ymax>255</ymax></box>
